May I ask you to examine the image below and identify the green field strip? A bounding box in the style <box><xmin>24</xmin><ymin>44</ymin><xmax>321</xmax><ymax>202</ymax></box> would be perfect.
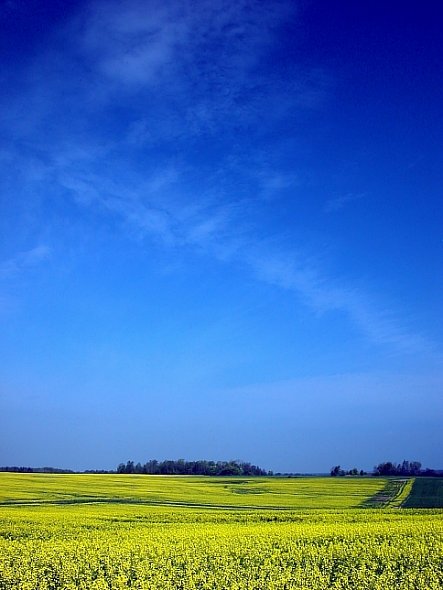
<box><xmin>402</xmin><ymin>477</ymin><xmax>443</xmax><ymax>508</ymax></box>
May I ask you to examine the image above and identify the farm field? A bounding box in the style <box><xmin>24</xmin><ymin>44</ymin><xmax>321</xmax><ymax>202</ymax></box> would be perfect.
<box><xmin>403</xmin><ymin>477</ymin><xmax>443</xmax><ymax>508</ymax></box>
<box><xmin>0</xmin><ymin>474</ymin><xmax>442</xmax><ymax>589</ymax></box>
<box><xmin>0</xmin><ymin>473</ymin><xmax>388</xmax><ymax>509</ymax></box>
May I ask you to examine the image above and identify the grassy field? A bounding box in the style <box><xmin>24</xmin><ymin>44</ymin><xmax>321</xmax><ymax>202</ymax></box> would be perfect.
<box><xmin>403</xmin><ymin>477</ymin><xmax>443</xmax><ymax>508</ymax></box>
<box><xmin>1</xmin><ymin>474</ymin><xmax>442</xmax><ymax>589</ymax></box>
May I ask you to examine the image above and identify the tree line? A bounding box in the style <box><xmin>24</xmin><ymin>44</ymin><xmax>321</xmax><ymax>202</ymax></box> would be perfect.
<box><xmin>331</xmin><ymin>460</ymin><xmax>440</xmax><ymax>477</ymax></box>
<box><xmin>1</xmin><ymin>459</ymin><xmax>441</xmax><ymax>477</ymax></box>
<box><xmin>117</xmin><ymin>459</ymin><xmax>271</xmax><ymax>476</ymax></box>
<box><xmin>373</xmin><ymin>460</ymin><xmax>432</xmax><ymax>476</ymax></box>
<box><xmin>0</xmin><ymin>466</ymin><xmax>74</xmax><ymax>474</ymax></box>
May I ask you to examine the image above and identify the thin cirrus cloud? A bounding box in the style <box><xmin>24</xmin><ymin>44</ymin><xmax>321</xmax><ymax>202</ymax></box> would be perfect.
<box><xmin>58</xmin><ymin>160</ymin><xmax>431</xmax><ymax>355</ymax></box>
<box><xmin>79</xmin><ymin>0</ymin><xmax>191</xmax><ymax>86</ymax></box>
<box><xmin>0</xmin><ymin>246</ymin><xmax>51</xmax><ymax>281</ymax></box>
<box><xmin>0</xmin><ymin>246</ymin><xmax>50</xmax><ymax>313</ymax></box>
<box><xmin>1</xmin><ymin>0</ymin><xmax>432</xmax><ymax>356</ymax></box>
<box><xmin>242</xmin><ymin>247</ymin><xmax>431</xmax><ymax>355</ymax></box>
<box><xmin>70</xmin><ymin>0</ymin><xmax>321</xmax><ymax>139</ymax></box>
<box><xmin>324</xmin><ymin>192</ymin><xmax>366</xmax><ymax>213</ymax></box>
<box><xmin>78</xmin><ymin>0</ymin><xmax>289</xmax><ymax>87</ymax></box>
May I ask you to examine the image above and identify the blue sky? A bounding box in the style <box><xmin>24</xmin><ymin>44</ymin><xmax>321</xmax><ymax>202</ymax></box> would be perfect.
<box><xmin>1</xmin><ymin>0</ymin><xmax>442</xmax><ymax>472</ymax></box>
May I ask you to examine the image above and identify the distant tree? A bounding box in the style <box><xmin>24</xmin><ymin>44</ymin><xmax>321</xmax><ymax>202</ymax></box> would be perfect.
<box><xmin>0</xmin><ymin>466</ymin><xmax>34</xmax><ymax>473</ymax></box>
<box><xmin>400</xmin><ymin>460</ymin><xmax>411</xmax><ymax>475</ymax></box>
<box><xmin>176</xmin><ymin>459</ymin><xmax>186</xmax><ymax>474</ymax></box>
<box><xmin>373</xmin><ymin>460</ymin><xmax>422</xmax><ymax>477</ymax></box>
<box><xmin>124</xmin><ymin>461</ymin><xmax>135</xmax><ymax>474</ymax></box>
<box><xmin>0</xmin><ymin>466</ymin><xmax>74</xmax><ymax>474</ymax></box>
<box><xmin>409</xmin><ymin>461</ymin><xmax>422</xmax><ymax>475</ymax></box>
<box><xmin>116</xmin><ymin>459</ymin><xmax>268</xmax><ymax>477</ymax></box>
<box><xmin>330</xmin><ymin>465</ymin><xmax>343</xmax><ymax>477</ymax></box>
<box><xmin>143</xmin><ymin>459</ymin><xmax>159</xmax><ymax>474</ymax></box>
<box><xmin>374</xmin><ymin>461</ymin><xmax>396</xmax><ymax>476</ymax></box>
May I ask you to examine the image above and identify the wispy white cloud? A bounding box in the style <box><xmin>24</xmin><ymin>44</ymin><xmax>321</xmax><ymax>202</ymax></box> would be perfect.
<box><xmin>57</xmin><ymin>162</ymin><xmax>239</xmax><ymax>249</ymax></box>
<box><xmin>241</xmin><ymin>245</ymin><xmax>432</xmax><ymax>354</ymax></box>
<box><xmin>324</xmin><ymin>192</ymin><xmax>366</xmax><ymax>213</ymax></box>
<box><xmin>57</xmin><ymin>154</ymin><xmax>432</xmax><ymax>354</ymax></box>
<box><xmin>0</xmin><ymin>0</ymin><xmax>434</xmax><ymax>356</ymax></box>
<box><xmin>37</xmin><ymin>138</ymin><xmax>431</xmax><ymax>356</ymax></box>
<box><xmin>0</xmin><ymin>246</ymin><xmax>51</xmax><ymax>280</ymax></box>
<box><xmin>79</xmin><ymin>0</ymin><xmax>290</xmax><ymax>86</ymax></box>
<box><xmin>79</xmin><ymin>0</ymin><xmax>188</xmax><ymax>86</ymax></box>
<box><xmin>65</xmin><ymin>0</ymin><xmax>322</xmax><ymax>142</ymax></box>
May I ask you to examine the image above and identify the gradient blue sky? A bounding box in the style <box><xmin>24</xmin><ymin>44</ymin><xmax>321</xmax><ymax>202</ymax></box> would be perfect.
<box><xmin>1</xmin><ymin>0</ymin><xmax>442</xmax><ymax>472</ymax></box>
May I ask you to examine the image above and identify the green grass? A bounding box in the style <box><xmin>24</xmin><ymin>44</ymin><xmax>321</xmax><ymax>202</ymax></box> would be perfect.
<box><xmin>0</xmin><ymin>473</ymin><xmax>388</xmax><ymax>509</ymax></box>
<box><xmin>403</xmin><ymin>477</ymin><xmax>443</xmax><ymax>508</ymax></box>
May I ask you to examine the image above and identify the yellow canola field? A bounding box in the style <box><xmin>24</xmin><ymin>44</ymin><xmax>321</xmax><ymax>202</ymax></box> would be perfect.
<box><xmin>0</xmin><ymin>474</ymin><xmax>442</xmax><ymax>589</ymax></box>
<box><xmin>0</xmin><ymin>473</ymin><xmax>387</xmax><ymax>509</ymax></box>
